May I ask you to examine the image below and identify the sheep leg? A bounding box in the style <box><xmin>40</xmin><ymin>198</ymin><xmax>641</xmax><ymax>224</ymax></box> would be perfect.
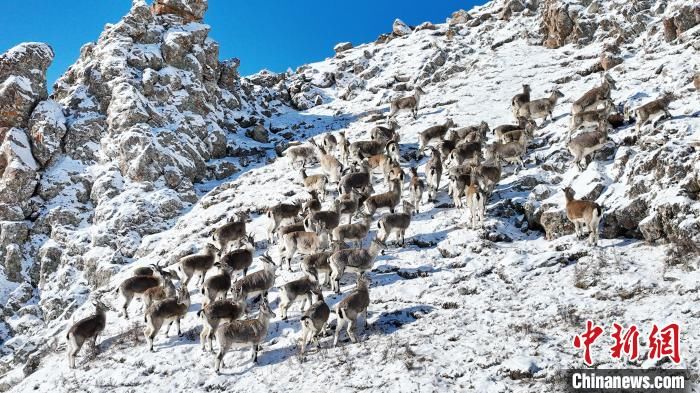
<box><xmin>165</xmin><ymin>320</ymin><xmax>173</xmax><ymax>337</ymax></box>
<box><xmin>214</xmin><ymin>342</ymin><xmax>230</xmax><ymax>373</ymax></box>
<box><xmin>252</xmin><ymin>344</ymin><xmax>259</xmax><ymax>363</ymax></box>
<box><xmin>478</xmin><ymin>199</ymin><xmax>485</xmax><ymax>227</ymax></box>
<box><xmin>280</xmin><ymin>299</ymin><xmax>290</xmax><ymax>320</ymax></box>
<box><xmin>67</xmin><ymin>335</ymin><xmax>81</xmax><ymax>369</ymax></box>
<box><xmin>209</xmin><ymin>329</ymin><xmax>217</xmax><ymax>353</ymax></box>
<box><xmin>200</xmin><ymin>325</ymin><xmax>209</xmax><ymax>351</ymax></box>
<box><xmin>333</xmin><ymin>318</ymin><xmax>346</xmax><ymax>347</ymax></box>
<box><xmin>146</xmin><ymin>320</ymin><xmax>161</xmax><ymax>351</ymax></box>
<box><xmin>300</xmin><ymin>328</ymin><xmax>310</xmax><ymax>355</ymax></box>
<box><xmin>347</xmin><ymin>319</ymin><xmax>358</xmax><ymax>343</ymax></box>
<box><xmin>182</xmin><ymin>273</ymin><xmax>192</xmax><ymax>288</ymax></box>
<box><xmin>121</xmin><ymin>293</ymin><xmax>133</xmax><ymax>319</ymax></box>
<box><xmin>176</xmin><ymin>318</ymin><xmax>182</xmax><ymax>337</ymax></box>
<box><xmin>306</xmin><ymin>293</ymin><xmax>313</xmax><ymax>310</ymax></box>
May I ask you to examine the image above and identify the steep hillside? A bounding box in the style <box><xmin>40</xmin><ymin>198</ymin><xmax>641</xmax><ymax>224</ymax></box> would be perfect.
<box><xmin>1</xmin><ymin>0</ymin><xmax>699</xmax><ymax>391</ymax></box>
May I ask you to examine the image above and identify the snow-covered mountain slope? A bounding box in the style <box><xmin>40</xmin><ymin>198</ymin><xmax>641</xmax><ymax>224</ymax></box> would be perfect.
<box><xmin>1</xmin><ymin>0</ymin><xmax>699</xmax><ymax>391</ymax></box>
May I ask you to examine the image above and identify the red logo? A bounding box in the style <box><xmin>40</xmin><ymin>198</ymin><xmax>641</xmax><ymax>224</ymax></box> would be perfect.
<box><xmin>648</xmin><ymin>323</ymin><xmax>681</xmax><ymax>364</ymax></box>
<box><xmin>573</xmin><ymin>320</ymin><xmax>604</xmax><ymax>366</ymax></box>
<box><xmin>573</xmin><ymin>322</ymin><xmax>681</xmax><ymax>365</ymax></box>
<box><xmin>610</xmin><ymin>323</ymin><xmax>640</xmax><ymax>361</ymax></box>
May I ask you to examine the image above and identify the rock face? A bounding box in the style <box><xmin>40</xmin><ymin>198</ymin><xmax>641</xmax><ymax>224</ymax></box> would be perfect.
<box><xmin>539</xmin><ymin>0</ymin><xmax>664</xmax><ymax>49</ymax></box>
<box><xmin>27</xmin><ymin>100</ymin><xmax>66</xmax><ymax>167</ymax></box>
<box><xmin>0</xmin><ymin>43</ymin><xmax>55</xmax><ymax>224</ymax></box>
<box><xmin>0</xmin><ymin>0</ymin><xmax>306</xmax><ymax>375</ymax></box>
<box><xmin>540</xmin><ymin>0</ymin><xmax>583</xmax><ymax>48</ymax></box>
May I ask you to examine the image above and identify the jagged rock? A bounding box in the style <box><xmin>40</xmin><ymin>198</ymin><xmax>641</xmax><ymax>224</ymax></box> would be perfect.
<box><xmin>393</xmin><ymin>19</ymin><xmax>412</xmax><ymax>36</ymax></box>
<box><xmin>334</xmin><ymin>42</ymin><xmax>353</xmax><ymax>54</ymax></box>
<box><xmin>0</xmin><ymin>43</ymin><xmax>54</xmax><ymax>128</ymax></box>
<box><xmin>0</xmin><ymin>221</ymin><xmax>29</xmax><ymax>250</ymax></box>
<box><xmin>415</xmin><ymin>22</ymin><xmax>437</xmax><ymax>31</ymax></box>
<box><xmin>208</xmin><ymin>125</ymin><xmax>228</xmax><ymax>158</ymax></box>
<box><xmin>37</xmin><ymin>242</ymin><xmax>62</xmax><ymax>288</ymax></box>
<box><xmin>607</xmin><ymin>197</ymin><xmax>647</xmax><ymax>238</ymax></box>
<box><xmin>469</xmin><ymin>13</ymin><xmax>493</xmax><ymax>28</ymax></box>
<box><xmin>541</xmin><ymin>0</ymin><xmax>596</xmax><ymax>48</ymax></box>
<box><xmin>27</xmin><ymin>100</ymin><xmax>66</xmax><ymax>167</ymax></box>
<box><xmin>600</xmin><ymin>52</ymin><xmax>622</xmax><ymax>70</ymax></box>
<box><xmin>0</xmin><ymin>128</ymin><xmax>39</xmax><ymax>213</ymax></box>
<box><xmin>449</xmin><ymin>9</ymin><xmax>473</xmax><ymax>25</ymax></box>
<box><xmin>218</xmin><ymin>58</ymin><xmax>240</xmax><ymax>91</ymax></box>
<box><xmin>505</xmin><ymin>0</ymin><xmax>526</xmax><ymax>13</ymax></box>
<box><xmin>151</xmin><ymin>0</ymin><xmax>207</xmax><ymax>22</ymax></box>
<box><xmin>2</xmin><ymin>244</ymin><xmax>23</xmax><ymax>282</ymax></box>
<box><xmin>639</xmin><ymin>202</ymin><xmax>700</xmax><ymax>251</ymax></box>
<box><xmin>248</xmin><ymin>70</ymin><xmax>284</xmax><ymax>88</ymax></box>
<box><xmin>541</xmin><ymin>208</ymin><xmax>575</xmax><ymax>240</ymax></box>
<box><xmin>309</xmin><ymin>72</ymin><xmax>335</xmax><ymax>88</ymax></box>
<box><xmin>161</xmin><ymin>29</ymin><xmax>196</xmax><ymax>68</ymax></box>
<box><xmin>0</xmin><ymin>204</ymin><xmax>24</xmax><ymax>221</ymax></box>
<box><xmin>662</xmin><ymin>5</ymin><xmax>700</xmax><ymax>42</ymax></box>
<box><xmin>4</xmin><ymin>283</ymin><xmax>34</xmax><ymax>314</ymax></box>
<box><xmin>694</xmin><ymin>73</ymin><xmax>700</xmax><ymax>90</ymax></box>
<box><xmin>247</xmin><ymin>123</ymin><xmax>269</xmax><ymax>143</ymax></box>
<box><xmin>106</xmin><ymin>83</ymin><xmax>151</xmax><ymax>131</ymax></box>
<box><xmin>375</xmin><ymin>33</ymin><xmax>392</xmax><ymax>44</ymax></box>
<box><xmin>208</xmin><ymin>160</ymin><xmax>238</xmax><ymax>180</ymax></box>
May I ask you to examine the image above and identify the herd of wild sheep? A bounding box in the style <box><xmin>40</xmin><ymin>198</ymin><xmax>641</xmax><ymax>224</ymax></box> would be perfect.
<box><xmin>66</xmin><ymin>73</ymin><xmax>677</xmax><ymax>373</ymax></box>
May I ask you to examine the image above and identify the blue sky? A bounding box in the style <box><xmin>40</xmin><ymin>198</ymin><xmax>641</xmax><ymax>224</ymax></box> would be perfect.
<box><xmin>0</xmin><ymin>1</ymin><xmax>480</xmax><ymax>87</ymax></box>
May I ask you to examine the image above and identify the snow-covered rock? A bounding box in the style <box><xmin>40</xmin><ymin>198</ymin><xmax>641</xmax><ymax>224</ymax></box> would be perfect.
<box><xmin>334</xmin><ymin>41</ymin><xmax>353</xmax><ymax>53</ymax></box>
<box><xmin>392</xmin><ymin>18</ymin><xmax>412</xmax><ymax>36</ymax></box>
<box><xmin>0</xmin><ymin>43</ymin><xmax>53</xmax><ymax>128</ymax></box>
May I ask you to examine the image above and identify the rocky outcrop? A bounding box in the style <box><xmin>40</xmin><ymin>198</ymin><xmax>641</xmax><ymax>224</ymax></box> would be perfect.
<box><xmin>27</xmin><ymin>100</ymin><xmax>66</xmax><ymax>167</ymax></box>
<box><xmin>662</xmin><ymin>4</ymin><xmax>700</xmax><ymax>42</ymax></box>
<box><xmin>540</xmin><ymin>208</ymin><xmax>575</xmax><ymax>240</ymax></box>
<box><xmin>600</xmin><ymin>52</ymin><xmax>622</xmax><ymax>71</ymax></box>
<box><xmin>0</xmin><ymin>129</ymin><xmax>38</xmax><ymax>213</ymax></box>
<box><xmin>334</xmin><ymin>42</ymin><xmax>353</xmax><ymax>54</ymax></box>
<box><xmin>0</xmin><ymin>43</ymin><xmax>53</xmax><ymax>128</ymax></box>
<box><xmin>449</xmin><ymin>9</ymin><xmax>472</xmax><ymax>25</ymax></box>
<box><xmin>151</xmin><ymin>0</ymin><xmax>208</xmax><ymax>22</ymax></box>
<box><xmin>0</xmin><ymin>221</ymin><xmax>29</xmax><ymax>282</ymax></box>
<box><xmin>0</xmin><ymin>43</ymin><xmax>56</xmax><ymax>226</ymax></box>
<box><xmin>540</xmin><ymin>0</ymin><xmax>591</xmax><ymax>48</ymax></box>
<box><xmin>0</xmin><ymin>0</ymin><xmax>303</xmax><ymax>374</ymax></box>
<box><xmin>393</xmin><ymin>19</ymin><xmax>412</xmax><ymax>36</ymax></box>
